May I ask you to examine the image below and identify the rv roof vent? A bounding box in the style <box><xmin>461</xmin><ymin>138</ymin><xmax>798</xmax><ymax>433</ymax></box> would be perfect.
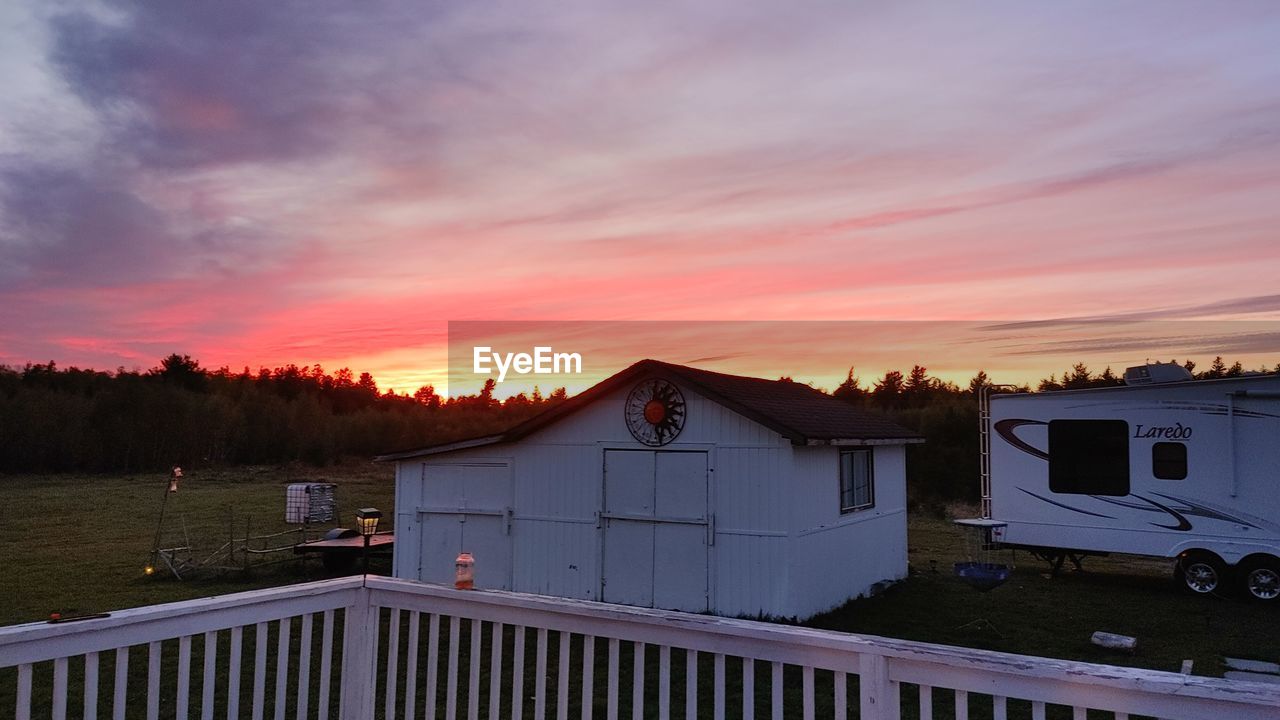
<box><xmin>1124</xmin><ymin>362</ymin><xmax>1193</xmax><ymax>386</ymax></box>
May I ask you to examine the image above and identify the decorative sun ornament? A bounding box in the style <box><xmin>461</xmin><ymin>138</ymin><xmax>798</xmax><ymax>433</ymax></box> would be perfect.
<box><xmin>625</xmin><ymin>378</ymin><xmax>686</xmax><ymax>446</ymax></box>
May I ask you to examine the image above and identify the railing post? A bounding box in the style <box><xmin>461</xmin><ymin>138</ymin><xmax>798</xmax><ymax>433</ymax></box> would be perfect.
<box><xmin>858</xmin><ymin>654</ymin><xmax>899</xmax><ymax>720</ymax></box>
<box><xmin>340</xmin><ymin>582</ymin><xmax>377</xmax><ymax>720</ymax></box>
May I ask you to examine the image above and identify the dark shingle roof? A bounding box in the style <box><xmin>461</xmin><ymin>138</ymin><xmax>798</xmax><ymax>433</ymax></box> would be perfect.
<box><xmin>650</xmin><ymin>361</ymin><xmax>919</xmax><ymax>442</ymax></box>
<box><xmin>376</xmin><ymin>359</ymin><xmax>921</xmax><ymax>461</ymax></box>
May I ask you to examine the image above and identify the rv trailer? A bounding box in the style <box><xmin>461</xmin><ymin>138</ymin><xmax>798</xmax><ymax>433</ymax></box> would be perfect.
<box><xmin>981</xmin><ymin>364</ymin><xmax>1280</xmax><ymax>601</ymax></box>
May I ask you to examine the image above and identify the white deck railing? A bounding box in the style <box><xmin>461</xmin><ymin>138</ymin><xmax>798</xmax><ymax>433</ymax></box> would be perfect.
<box><xmin>2</xmin><ymin>575</ymin><xmax>1278</xmax><ymax>720</ymax></box>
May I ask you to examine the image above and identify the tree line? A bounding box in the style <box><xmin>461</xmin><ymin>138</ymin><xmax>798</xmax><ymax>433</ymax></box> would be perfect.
<box><xmin>0</xmin><ymin>354</ymin><xmax>564</xmax><ymax>473</ymax></box>
<box><xmin>1</xmin><ymin>354</ymin><xmax>1274</xmax><ymax>502</ymax></box>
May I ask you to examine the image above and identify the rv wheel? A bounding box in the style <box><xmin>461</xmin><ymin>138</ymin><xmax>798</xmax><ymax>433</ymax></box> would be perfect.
<box><xmin>1240</xmin><ymin>557</ymin><xmax>1280</xmax><ymax>602</ymax></box>
<box><xmin>1175</xmin><ymin>552</ymin><xmax>1225</xmax><ymax>596</ymax></box>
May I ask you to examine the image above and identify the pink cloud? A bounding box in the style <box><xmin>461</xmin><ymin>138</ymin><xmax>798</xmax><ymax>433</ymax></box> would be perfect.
<box><xmin>3</xmin><ymin>2</ymin><xmax>1280</xmax><ymax>389</ymax></box>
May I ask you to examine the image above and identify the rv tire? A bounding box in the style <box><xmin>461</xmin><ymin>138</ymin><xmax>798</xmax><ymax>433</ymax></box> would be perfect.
<box><xmin>1175</xmin><ymin>552</ymin><xmax>1225</xmax><ymax>596</ymax></box>
<box><xmin>1239</xmin><ymin>556</ymin><xmax>1280</xmax><ymax>602</ymax></box>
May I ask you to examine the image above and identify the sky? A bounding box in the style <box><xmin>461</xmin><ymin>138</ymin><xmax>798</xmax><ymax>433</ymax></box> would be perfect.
<box><xmin>2</xmin><ymin>1</ymin><xmax>1279</xmax><ymax>395</ymax></box>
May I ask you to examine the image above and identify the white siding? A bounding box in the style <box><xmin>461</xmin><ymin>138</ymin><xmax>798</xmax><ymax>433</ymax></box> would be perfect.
<box><xmin>394</xmin><ymin>376</ymin><xmax>910</xmax><ymax>619</ymax></box>
<box><xmin>786</xmin><ymin>445</ymin><xmax>909</xmax><ymax>619</ymax></box>
<box><xmin>711</xmin><ymin>445</ymin><xmax>791</xmax><ymax>617</ymax></box>
<box><xmin>988</xmin><ymin>377</ymin><xmax>1280</xmax><ymax>563</ymax></box>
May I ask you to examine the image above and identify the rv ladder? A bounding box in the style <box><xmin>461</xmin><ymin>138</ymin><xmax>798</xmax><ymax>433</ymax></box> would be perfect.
<box><xmin>978</xmin><ymin>384</ymin><xmax>1020</xmax><ymax>520</ymax></box>
<box><xmin>979</xmin><ymin>385</ymin><xmax>992</xmax><ymax>519</ymax></box>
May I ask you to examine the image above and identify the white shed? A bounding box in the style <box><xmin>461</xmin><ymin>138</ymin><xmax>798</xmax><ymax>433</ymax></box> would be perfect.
<box><xmin>378</xmin><ymin>360</ymin><xmax>922</xmax><ymax>619</ymax></box>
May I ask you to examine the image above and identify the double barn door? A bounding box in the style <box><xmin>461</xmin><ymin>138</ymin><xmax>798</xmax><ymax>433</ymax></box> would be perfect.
<box><xmin>601</xmin><ymin>449</ymin><xmax>710</xmax><ymax>612</ymax></box>
<box><xmin>415</xmin><ymin>451</ymin><xmax>710</xmax><ymax>611</ymax></box>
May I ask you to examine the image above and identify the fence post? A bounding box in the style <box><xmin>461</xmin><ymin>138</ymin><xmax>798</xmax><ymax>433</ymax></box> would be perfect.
<box><xmin>859</xmin><ymin>654</ymin><xmax>899</xmax><ymax>720</ymax></box>
<box><xmin>340</xmin><ymin>581</ymin><xmax>377</xmax><ymax>720</ymax></box>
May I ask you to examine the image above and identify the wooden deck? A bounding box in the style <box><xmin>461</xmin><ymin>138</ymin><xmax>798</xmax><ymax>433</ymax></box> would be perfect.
<box><xmin>292</xmin><ymin>533</ymin><xmax>394</xmax><ymax>554</ymax></box>
<box><xmin>4</xmin><ymin>575</ymin><xmax>1279</xmax><ymax>719</ymax></box>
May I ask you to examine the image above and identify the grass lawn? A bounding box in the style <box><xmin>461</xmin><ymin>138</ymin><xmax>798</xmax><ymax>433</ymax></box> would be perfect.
<box><xmin>2</xmin><ymin>466</ymin><xmax>1276</xmax><ymax>684</ymax></box>
<box><xmin>814</xmin><ymin>513</ymin><xmax>1280</xmax><ymax>677</ymax></box>
<box><xmin>0</xmin><ymin>463</ymin><xmax>396</xmax><ymax>627</ymax></box>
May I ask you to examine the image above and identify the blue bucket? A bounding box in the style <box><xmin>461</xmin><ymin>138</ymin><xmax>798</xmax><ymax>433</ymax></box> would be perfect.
<box><xmin>954</xmin><ymin>561</ymin><xmax>1011</xmax><ymax>592</ymax></box>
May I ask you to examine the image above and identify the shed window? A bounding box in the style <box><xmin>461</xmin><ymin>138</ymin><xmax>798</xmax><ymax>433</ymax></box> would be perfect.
<box><xmin>840</xmin><ymin>449</ymin><xmax>874</xmax><ymax>512</ymax></box>
<box><xmin>1048</xmin><ymin>420</ymin><xmax>1130</xmax><ymax>496</ymax></box>
<box><xmin>1152</xmin><ymin>442</ymin><xmax>1187</xmax><ymax>480</ymax></box>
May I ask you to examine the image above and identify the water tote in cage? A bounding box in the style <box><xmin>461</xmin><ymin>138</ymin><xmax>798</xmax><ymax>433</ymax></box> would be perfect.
<box><xmin>953</xmin><ymin>518</ymin><xmax>1012</xmax><ymax>592</ymax></box>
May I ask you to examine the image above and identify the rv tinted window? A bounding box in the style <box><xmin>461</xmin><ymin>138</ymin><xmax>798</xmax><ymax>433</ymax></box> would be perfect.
<box><xmin>1152</xmin><ymin>442</ymin><xmax>1187</xmax><ymax>480</ymax></box>
<box><xmin>1047</xmin><ymin>420</ymin><xmax>1130</xmax><ymax>496</ymax></box>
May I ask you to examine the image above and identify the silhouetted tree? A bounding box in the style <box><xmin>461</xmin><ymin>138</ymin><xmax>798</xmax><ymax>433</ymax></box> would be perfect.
<box><xmin>833</xmin><ymin>367</ymin><xmax>867</xmax><ymax>405</ymax></box>
<box><xmin>967</xmin><ymin>370</ymin><xmax>990</xmax><ymax>395</ymax></box>
<box><xmin>1204</xmin><ymin>356</ymin><xmax>1228</xmax><ymax>379</ymax></box>
<box><xmin>504</xmin><ymin>392</ymin><xmax>533</xmax><ymax>409</ymax></box>
<box><xmin>413</xmin><ymin>385</ymin><xmax>442</xmax><ymax>409</ymax></box>
<box><xmin>479</xmin><ymin>378</ymin><xmax>498</xmax><ymax>408</ymax></box>
<box><xmin>152</xmin><ymin>354</ymin><xmax>207</xmax><ymax>391</ymax></box>
<box><xmin>1062</xmin><ymin>363</ymin><xmax>1092</xmax><ymax>390</ymax></box>
<box><xmin>872</xmin><ymin>370</ymin><xmax>905</xmax><ymax>409</ymax></box>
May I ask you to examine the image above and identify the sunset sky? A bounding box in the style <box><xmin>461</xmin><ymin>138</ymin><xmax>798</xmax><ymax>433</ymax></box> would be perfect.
<box><xmin>2</xmin><ymin>2</ymin><xmax>1279</xmax><ymax>395</ymax></box>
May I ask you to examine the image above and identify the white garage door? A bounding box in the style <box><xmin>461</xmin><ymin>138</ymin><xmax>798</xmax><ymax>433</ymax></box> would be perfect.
<box><xmin>417</xmin><ymin>462</ymin><xmax>512</xmax><ymax>590</ymax></box>
<box><xmin>602</xmin><ymin>450</ymin><xmax>709</xmax><ymax>612</ymax></box>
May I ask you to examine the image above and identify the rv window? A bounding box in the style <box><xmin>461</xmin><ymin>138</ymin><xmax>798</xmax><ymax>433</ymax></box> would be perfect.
<box><xmin>839</xmin><ymin>449</ymin><xmax>874</xmax><ymax>513</ymax></box>
<box><xmin>1047</xmin><ymin>420</ymin><xmax>1130</xmax><ymax>496</ymax></box>
<box><xmin>1152</xmin><ymin>442</ymin><xmax>1187</xmax><ymax>480</ymax></box>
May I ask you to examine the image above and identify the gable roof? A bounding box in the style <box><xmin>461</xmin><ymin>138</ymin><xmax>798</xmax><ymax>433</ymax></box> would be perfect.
<box><xmin>375</xmin><ymin>359</ymin><xmax>923</xmax><ymax>461</ymax></box>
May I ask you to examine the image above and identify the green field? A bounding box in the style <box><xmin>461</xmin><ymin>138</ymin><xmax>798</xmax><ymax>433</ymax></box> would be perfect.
<box><xmin>2</xmin><ymin>466</ymin><xmax>1276</xmax><ymax>680</ymax></box>
<box><xmin>0</xmin><ymin>463</ymin><xmax>397</xmax><ymax>626</ymax></box>
<box><xmin>813</xmin><ymin>513</ymin><xmax>1280</xmax><ymax>677</ymax></box>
